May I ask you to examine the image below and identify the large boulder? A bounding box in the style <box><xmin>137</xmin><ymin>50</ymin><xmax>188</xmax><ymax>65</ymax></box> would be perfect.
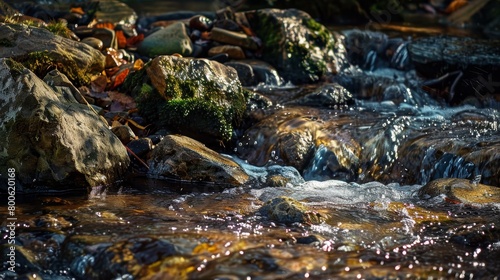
<box><xmin>0</xmin><ymin>59</ymin><xmax>129</xmax><ymax>193</ymax></box>
<box><xmin>0</xmin><ymin>22</ymin><xmax>105</xmax><ymax>86</ymax></box>
<box><xmin>148</xmin><ymin>134</ymin><xmax>249</xmax><ymax>187</ymax></box>
<box><xmin>244</xmin><ymin>8</ymin><xmax>341</xmax><ymax>84</ymax></box>
<box><xmin>122</xmin><ymin>55</ymin><xmax>247</xmax><ymax>146</ymax></box>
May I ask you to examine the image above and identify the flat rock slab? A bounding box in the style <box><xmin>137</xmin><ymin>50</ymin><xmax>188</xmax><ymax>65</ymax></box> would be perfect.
<box><xmin>418</xmin><ymin>178</ymin><xmax>500</xmax><ymax>204</ymax></box>
<box><xmin>148</xmin><ymin>134</ymin><xmax>249</xmax><ymax>187</ymax></box>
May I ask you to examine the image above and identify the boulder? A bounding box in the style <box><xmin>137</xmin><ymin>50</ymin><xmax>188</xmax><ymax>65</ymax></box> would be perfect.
<box><xmin>95</xmin><ymin>0</ymin><xmax>137</xmax><ymax>25</ymax></box>
<box><xmin>408</xmin><ymin>36</ymin><xmax>500</xmax><ymax>103</ymax></box>
<box><xmin>0</xmin><ymin>59</ymin><xmax>129</xmax><ymax>193</ymax></box>
<box><xmin>0</xmin><ymin>23</ymin><xmax>105</xmax><ymax>86</ymax></box>
<box><xmin>137</xmin><ymin>22</ymin><xmax>193</xmax><ymax>57</ymax></box>
<box><xmin>148</xmin><ymin>134</ymin><xmax>249</xmax><ymax>187</ymax></box>
<box><xmin>122</xmin><ymin>55</ymin><xmax>247</xmax><ymax>145</ymax></box>
<box><xmin>245</xmin><ymin>9</ymin><xmax>340</xmax><ymax>83</ymax></box>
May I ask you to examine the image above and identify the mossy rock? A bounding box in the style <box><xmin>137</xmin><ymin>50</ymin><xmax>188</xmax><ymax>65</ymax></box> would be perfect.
<box><xmin>122</xmin><ymin>55</ymin><xmax>247</xmax><ymax>145</ymax></box>
<box><xmin>0</xmin><ymin>23</ymin><xmax>105</xmax><ymax>86</ymax></box>
<box><xmin>245</xmin><ymin>9</ymin><xmax>338</xmax><ymax>84</ymax></box>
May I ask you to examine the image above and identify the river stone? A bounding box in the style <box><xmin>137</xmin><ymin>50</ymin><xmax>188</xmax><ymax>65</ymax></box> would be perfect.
<box><xmin>138</xmin><ymin>21</ymin><xmax>193</xmax><ymax>57</ymax></box>
<box><xmin>148</xmin><ymin>134</ymin><xmax>249</xmax><ymax>186</ymax></box>
<box><xmin>293</xmin><ymin>83</ymin><xmax>353</xmax><ymax>107</ymax></box>
<box><xmin>258</xmin><ymin>196</ymin><xmax>324</xmax><ymax>224</ymax></box>
<box><xmin>0</xmin><ymin>58</ymin><xmax>129</xmax><ymax>193</ymax></box>
<box><xmin>0</xmin><ymin>22</ymin><xmax>105</xmax><ymax>86</ymax></box>
<box><xmin>245</xmin><ymin>8</ymin><xmax>340</xmax><ymax>83</ymax></box>
<box><xmin>418</xmin><ymin>178</ymin><xmax>500</xmax><ymax>204</ymax></box>
<box><xmin>95</xmin><ymin>0</ymin><xmax>137</xmax><ymax>25</ymax></box>
<box><xmin>408</xmin><ymin>36</ymin><xmax>500</xmax><ymax>102</ymax></box>
<box><xmin>122</xmin><ymin>55</ymin><xmax>246</xmax><ymax>146</ymax></box>
<box><xmin>208</xmin><ymin>45</ymin><xmax>246</xmax><ymax>59</ymax></box>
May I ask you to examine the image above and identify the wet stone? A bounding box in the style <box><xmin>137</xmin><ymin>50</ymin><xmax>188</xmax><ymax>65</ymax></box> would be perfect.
<box><xmin>418</xmin><ymin>178</ymin><xmax>500</xmax><ymax>204</ymax></box>
<box><xmin>293</xmin><ymin>83</ymin><xmax>353</xmax><ymax>108</ymax></box>
<box><xmin>189</xmin><ymin>15</ymin><xmax>213</xmax><ymax>31</ymax></box>
<box><xmin>225</xmin><ymin>61</ymin><xmax>256</xmax><ymax>86</ymax></box>
<box><xmin>258</xmin><ymin>196</ymin><xmax>324</xmax><ymax>225</ymax></box>
<box><xmin>208</xmin><ymin>45</ymin><xmax>246</xmax><ymax>59</ymax></box>
<box><xmin>138</xmin><ymin>21</ymin><xmax>193</xmax><ymax>57</ymax></box>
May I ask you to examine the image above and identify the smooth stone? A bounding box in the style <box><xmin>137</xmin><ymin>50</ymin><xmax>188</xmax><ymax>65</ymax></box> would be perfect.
<box><xmin>418</xmin><ymin>178</ymin><xmax>500</xmax><ymax>204</ymax></box>
<box><xmin>81</xmin><ymin>37</ymin><xmax>104</xmax><ymax>50</ymax></box>
<box><xmin>210</xmin><ymin>27</ymin><xmax>259</xmax><ymax>50</ymax></box>
<box><xmin>208</xmin><ymin>45</ymin><xmax>245</xmax><ymax>59</ymax></box>
<box><xmin>148</xmin><ymin>134</ymin><xmax>250</xmax><ymax>186</ymax></box>
<box><xmin>225</xmin><ymin>61</ymin><xmax>256</xmax><ymax>86</ymax></box>
<box><xmin>189</xmin><ymin>15</ymin><xmax>213</xmax><ymax>31</ymax></box>
<box><xmin>95</xmin><ymin>0</ymin><xmax>137</xmax><ymax>25</ymax></box>
<box><xmin>138</xmin><ymin>21</ymin><xmax>193</xmax><ymax>57</ymax></box>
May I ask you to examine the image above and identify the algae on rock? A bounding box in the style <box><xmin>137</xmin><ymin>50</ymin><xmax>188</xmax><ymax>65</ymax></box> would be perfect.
<box><xmin>123</xmin><ymin>55</ymin><xmax>247</xmax><ymax>146</ymax></box>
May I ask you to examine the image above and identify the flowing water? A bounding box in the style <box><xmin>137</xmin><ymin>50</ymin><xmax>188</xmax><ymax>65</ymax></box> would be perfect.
<box><xmin>1</xmin><ymin>0</ymin><xmax>500</xmax><ymax>279</ymax></box>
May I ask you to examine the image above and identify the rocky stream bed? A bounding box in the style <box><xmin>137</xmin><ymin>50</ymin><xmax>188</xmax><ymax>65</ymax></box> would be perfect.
<box><xmin>0</xmin><ymin>0</ymin><xmax>499</xmax><ymax>279</ymax></box>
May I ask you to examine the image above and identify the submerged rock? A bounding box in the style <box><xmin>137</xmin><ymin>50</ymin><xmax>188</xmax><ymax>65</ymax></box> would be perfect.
<box><xmin>418</xmin><ymin>178</ymin><xmax>500</xmax><ymax>204</ymax></box>
<box><xmin>149</xmin><ymin>134</ymin><xmax>249</xmax><ymax>186</ymax></box>
<box><xmin>258</xmin><ymin>196</ymin><xmax>324</xmax><ymax>224</ymax></box>
<box><xmin>122</xmin><ymin>55</ymin><xmax>247</xmax><ymax>145</ymax></box>
<box><xmin>292</xmin><ymin>83</ymin><xmax>353</xmax><ymax>108</ymax></box>
<box><xmin>0</xmin><ymin>59</ymin><xmax>129</xmax><ymax>193</ymax></box>
<box><xmin>245</xmin><ymin>8</ymin><xmax>340</xmax><ymax>84</ymax></box>
<box><xmin>0</xmin><ymin>22</ymin><xmax>105</xmax><ymax>86</ymax></box>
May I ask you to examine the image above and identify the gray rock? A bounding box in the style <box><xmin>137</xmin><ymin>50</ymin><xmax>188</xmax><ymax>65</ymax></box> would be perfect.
<box><xmin>148</xmin><ymin>134</ymin><xmax>249</xmax><ymax>186</ymax></box>
<box><xmin>0</xmin><ymin>23</ymin><xmax>105</xmax><ymax>86</ymax></box>
<box><xmin>95</xmin><ymin>0</ymin><xmax>138</xmax><ymax>25</ymax></box>
<box><xmin>0</xmin><ymin>59</ymin><xmax>129</xmax><ymax>193</ymax></box>
<box><xmin>293</xmin><ymin>83</ymin><xmax>353</xmax><ymax>107</ymax></box>
<box><xmin>138</xmin><ymin>22</ymin><xmax>193</xmax><ymax>57</ymax></box>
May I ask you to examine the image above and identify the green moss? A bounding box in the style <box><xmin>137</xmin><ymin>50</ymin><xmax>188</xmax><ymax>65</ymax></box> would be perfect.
<box><xmin>5</xmin><ymin>58</ymin><xmax>26</xmax><ymax>78</ymax></box>
<box><xmin>122</xmin><ymin>64</ymin><xmax>150</xmax><ymax>97</ymax></box>
<box><xmin>303</xmin><ymin>18</ymin><xmax>334</xmax><ymax>49</ymax></box>
<box><xmin>135</xmin><ymin>83</ymin><xmax>165</xmax><ymax>124</ymax></box>
<box><xmin>45</xmin><ymin>21</ymin><xmax>73</xmax><ymax>39</ymax></box>
<box><xmin>161</xmin><ymin>98</ymin><xmax>233</xmax><ymax>141</ymax></box>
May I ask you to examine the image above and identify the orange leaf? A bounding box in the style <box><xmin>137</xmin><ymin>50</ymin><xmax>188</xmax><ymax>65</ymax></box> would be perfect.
<box><xmin>111</xmin><ymin>68</ymin><xmax>130</xmax><ymax>89</ymax></box>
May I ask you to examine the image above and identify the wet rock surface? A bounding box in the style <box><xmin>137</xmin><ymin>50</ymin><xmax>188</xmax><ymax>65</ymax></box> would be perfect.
<box><xmin>418</xmin><ymin>178</ymin><xmax>500</xmax><ymax>204</ymax></box>
<box><xmin>0</xmin><ymin>58</ymin><xmax>129</xmax><ymax>192</ymax></box>
<box><xmin>149</xmin><ymin>134</ymin><xmax>249</xmax><ymax>187</ymax></box>
<box><xmin>0</xmin><ymin>22</ymin><xmax>105</xmax><ymax>86</ymax></box>
<box><xmin>258</xmin><ymin>196</ymin><xmax>324</xmax><ymax>224</ymax></box>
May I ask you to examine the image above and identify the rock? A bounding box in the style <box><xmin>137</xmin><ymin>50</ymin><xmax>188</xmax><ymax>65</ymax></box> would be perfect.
<box><xmin>148</xmin><ymin>134</ymin><xmax>249</xmax><ymax>186</ymax></box>
<box><xmin>112</xmin><ymin>125</ymin><xmax>136</xmax><ymax>145</ymax></box>
<box><xmin>245</xmin><ymin>9</ymin><xmax>339</xmax><ymax>83</ymax></box>
<box><xmin>189</xmin><ymin>15</ymin><xmax>213</xmax><ymax>31</ymax></box>
<box><xmin>122</xmin><ymin>55</ymin><xmax>247</xmax><ymax>145</ymax></box>
<box><xmin>210</xmin><ymin>27</ymin><xmax>259</xmax><ymax>50</ymax></box>
<box><xmin>418</xmin><ymin>178</ymin><xmax>500</xmax><ymax>204</ymax></box>
<box><xmin>245</xmin><ymin>60</ymin><xmax>282</xmax><ymax>86</ymax></box>
<box><xmin>236</xmin><ymin>107</ymin><xmax>360</xmax><ymax>178</ymax></box>
<box><xmin>225</xmin><ymin>61</ymin><xmax>256</xmax><ymax>86</ymax></box>
<box><xmin>258</xmin><ymin>196</ymin><xmax>324</xmax><ymax>224</ymax></box>
<box><xmin>208</xmin><ymin>45</ymin><xmax>246</xmax><ymax>59</ymax></box>
<box><xmin>0</xmin><ymin>59</ymin><xmax>129</xmax><ymax>193</ymax></box>
<box><xmin>81</xmin><ymin>37</ymin><xmax>104</xmax><ymax>51</ymax></box>
<box><xmin>293</xmin><ymin>83</ymin><xmax>353</xmax><ymax>108</ymax></box>
<box><xmin>408</xmin><ymin>36</ymin><xmax>500</xmax><ymax>103</ymax></box>
<box><xmin>126</xmin><ymin>138</ymin><xmax>153</xmax><ymax>158</ymax></box>
<box><xmin>95</xmin><ymin>0</ymin><xmax>138</xmax><ymax>25</ymax></box>
<box><xmin>90</xmin><ymin>28</ymin><xmax>117</xmax><ymax>50</ymax></box>
<box><xmin>138</xmin><ymin>22</ymin><xmax>193</xmax><ymax>57</ymax></box>
<box><xmin>0</xmin><ymin>23</ymin><xmax>105</xmax><ymax>86</ymax></box>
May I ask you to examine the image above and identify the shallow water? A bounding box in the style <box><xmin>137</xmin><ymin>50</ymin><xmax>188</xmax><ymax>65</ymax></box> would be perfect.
<box><xmin>2</xmin><ymin>182</ymin><xmax>499</xmax><ymax>279</ymax></box>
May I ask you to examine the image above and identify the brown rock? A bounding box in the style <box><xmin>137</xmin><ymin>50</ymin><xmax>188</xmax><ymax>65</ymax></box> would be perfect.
<box><xmin>208</xmin><ymin>45</ymin><xmax>245</xmax><ymax>59</ymax></box>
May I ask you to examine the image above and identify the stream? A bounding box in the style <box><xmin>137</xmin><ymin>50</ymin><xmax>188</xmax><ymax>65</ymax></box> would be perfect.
<box><xmin>1</xmin><ymin>0</ymin><xmax>500</xmax><ymax>279</ymax></box>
